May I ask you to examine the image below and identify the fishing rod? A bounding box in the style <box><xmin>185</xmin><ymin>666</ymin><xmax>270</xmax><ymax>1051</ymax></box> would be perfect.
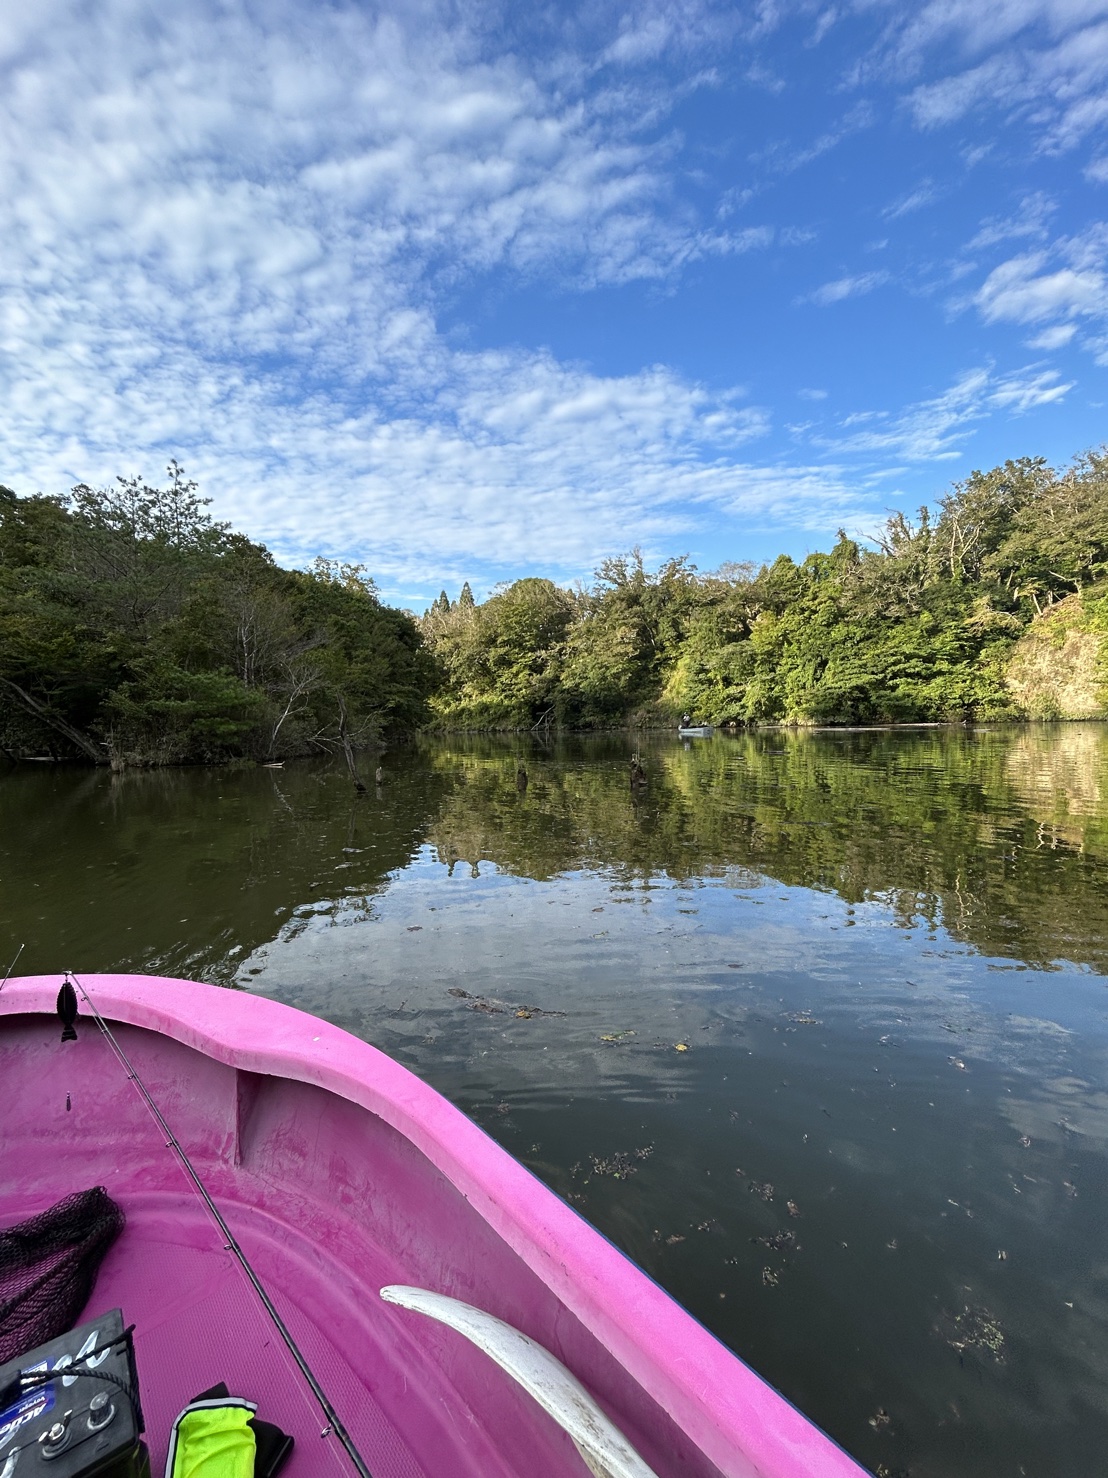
<box><xmin>0</xmin><ymin>943</ymin><xmax>24</xmax><ymax>993</ymax></box>
<box><xmin>65</xmin><ymin>971</ymin><xmax>374</xmax><ymax>1478</ymax></box>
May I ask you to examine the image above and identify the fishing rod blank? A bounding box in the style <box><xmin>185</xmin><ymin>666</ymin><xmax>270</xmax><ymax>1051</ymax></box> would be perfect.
<box><xmin>65</xmin><ymin>972</ymin><xmax>374</xmax><ymax>1478</ymax></box>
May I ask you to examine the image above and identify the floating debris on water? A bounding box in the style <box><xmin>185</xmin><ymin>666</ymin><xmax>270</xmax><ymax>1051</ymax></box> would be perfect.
<box><xmin>948</xmin><ymin>1056</ymin><xmax>967</xmax><ymax>1070</ymax></box>
<box><xmin>449</xmin><ymin>986</ymin><xmax>564</xmax><ymax>1018</ymax></box>
<box><xmin>666</xmin><ymin>1233</ymin><xmax>686</xmax><ymax>1246</ymax></box>
<box><xmin>748</xmin><ymin>1180</ymin><xmax>775</xmax><ymax>1202</ymax></box>
<box><xmin>787</xmin><ymin>1200</ymin><xmax>801</xmax><ymax>1218</ymax></box>
<box><xmin>939</xmin><ymin>1304</ymin><xmax>1006</xmax><ymax>1362</ymax></box>
<box><xmin>761</xmin><ymin>1267</ymin><xmax>779</xmax><ymax>1287</ymax></box>
<box><xmin>675</xmin><ymin>1042</ymin><xmax>690</xmax><ymax>1052</ymax></box>
<box><xmin>752</xmin><ymin>1230</ymin><xmax>798</xmax><ymax>1254</ymax></box>
<box><xmin>579</xmin><ymin>1146</ymin><xmax>653</xmax><ymax>1182</ymax></box>
<box><xmin>600</xmin><ymin>1030</ymin><xmax>635</xmax><ymax>1043</ymax></box>
<box><xmin>868</xmin><ymin>1408</ymin><xmax>890</xmax><ymax>1430</ymax></box>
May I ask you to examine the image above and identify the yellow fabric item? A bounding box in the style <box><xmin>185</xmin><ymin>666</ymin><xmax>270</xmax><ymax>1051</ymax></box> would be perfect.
<box><xmin>169</xmin><ymin>1404</ymin><xmax>256</xmax><ymax>1478</ymax></box>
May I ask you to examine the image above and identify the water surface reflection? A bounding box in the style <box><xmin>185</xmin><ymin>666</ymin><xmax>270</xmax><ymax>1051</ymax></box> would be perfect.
<box><xmin>3</xmin><ymin>724</ymin><xmax>1108</xmax><ymax>1476</ymax></box>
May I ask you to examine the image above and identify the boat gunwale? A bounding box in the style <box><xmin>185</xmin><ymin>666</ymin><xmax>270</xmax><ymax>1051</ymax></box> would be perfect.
<box><xmin>1</xmin><ymin>973</ymin><xmax>865</xmax><ymax>1478</ymax></box>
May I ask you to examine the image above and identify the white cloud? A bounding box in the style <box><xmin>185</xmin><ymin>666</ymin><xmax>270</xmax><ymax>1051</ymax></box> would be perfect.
<box><xmin>817</xmin><ymin>366</ymin><xmax>1073</xmax><ymax>462</ymax></box>
<box><xmin>753</xmin><ymin>100</ymin><xmax>875</xmax><ymax>175</ymax></box>
<box><xmin>0</xmin><ymin>0</ymin><xmax>1096</xmax><ymax>595</ymax></box>
<box><xmin>808</xmin><ymin>8</ymin><xmax>839</xmax><ymax>48</ymax></box>
<box><xmin>908</xmin><ymin>56</ymin><xmax>1024</xmax><ymax>129</ymax></box>
<box><xmin>1027</xmin><ymin>322</ymin><xmax>1080</xmax><ymax>347</ymax></box>
<box><xmin>967</xmin><ymin>192</ymin><xmax>1057</xmax><ymax>248</ymax></box>
<box><xmin>803</xmin><ymin>270</ymin><xmax>889</xmax><ymax>305</ymax></box>
<box><xmin>890</xmin><ymin>2</ymin><xmax>1108</xmax><ymax>149</ymax></box>
<box><xmin>882</xmin><ymin>179</ymin><xmax>939</xmax><ymax>219</ymax></box>
<box><xmin>897</xmin><ymin>0</ymin><xmax>1108</xmax><ymax>63</ymax></box>
<box><xmin>975</xmin><ymin>249</ymin><xmax>1106</xmax><ymax>323</ymax></box>
<box><xmin>0</xmin><ymin>1</ymin><xmax>806</xmax><ymax>587</ymax></box>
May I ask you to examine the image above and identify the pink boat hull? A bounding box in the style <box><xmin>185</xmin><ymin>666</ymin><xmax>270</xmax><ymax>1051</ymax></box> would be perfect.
<box><xmin>0</xmin><ymin>975</ymin><xmax>866</xmax><ymax>1477</ymax></box>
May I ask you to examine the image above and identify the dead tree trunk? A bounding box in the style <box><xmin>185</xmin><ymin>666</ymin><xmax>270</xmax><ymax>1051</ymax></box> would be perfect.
<box><xmin>337</xmin><ymin>696</ymin><xmax>366</xmax><ymax>793</ymax></box>
<box><xmin>0</xmin><ymin>677</ymin><xmax>107</xmax><ymax>764</ymax></box>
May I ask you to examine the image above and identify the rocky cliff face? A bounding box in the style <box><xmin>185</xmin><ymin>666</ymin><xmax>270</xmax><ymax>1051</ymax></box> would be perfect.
<box><xmin>1006</xmin><ymin>591</ymin><xmax>1107</xmax><ymax>719</ymax></box>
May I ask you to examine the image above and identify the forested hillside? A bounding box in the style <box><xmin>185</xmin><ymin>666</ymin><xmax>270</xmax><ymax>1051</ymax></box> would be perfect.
<box><xmin>423</xmin><ymin>451</ymin><xmax>1108</xmax><ymax>729</ymax></box>
<box><xmin>2</xmin><ymin>449</ymin><xmax>1106</xmax><ymax>763</ymax></box>
<box><xmin>0</xmin><ymin>467</ymin><xmax>435</xmax><ymax>764</ymax></box>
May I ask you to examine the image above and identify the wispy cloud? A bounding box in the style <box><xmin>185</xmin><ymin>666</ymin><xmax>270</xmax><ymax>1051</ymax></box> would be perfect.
<box><xmin>802</xmin><ymin>270</ymin><xmax>889</xmax><ymax>306</ymax></box>
<box><xmin>815</xmin><ymin>366</ymin><xmax>1074</xmax><ymax>462</ymax></box>
<box><xmin>752</xmin><ymin>100</ymin><xmax>875</xmax><ymax>175</ymax></box>
<box><xmin>882</xmin><ymin>179</ymin><xmax>939</xmax><ymax>220</ymax></box>
<box><xmin>967</xmin><ymin>192</ymin><xmax>1057</xmax><ymax>249</ymax></box>
<box><xmin>1027</xmin><ymin>322</ymin><xmax>1080</xmax><ymax>348</ymax></box>
<box><xmin>974</xmin><ymin>241</ymin><xmax>1107</xmax><ymax>326</ymax></box>
<box><xmin>0</xmin><ymin>0</ymin><xmax>794</xmax><ymax>590</ymax></box>
<box><xmin>887</xmin><ymin>1</ymin><xmax>1108</xmax><ymax>151</ymax></box>
<box><xmin>0</xmin><ymin>0</ymin><xmax>1098</xmax><ymax>596</ymax></box>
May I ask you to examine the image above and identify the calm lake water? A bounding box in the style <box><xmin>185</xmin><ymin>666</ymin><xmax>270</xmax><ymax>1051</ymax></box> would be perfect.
<box><xmin>5</xmin><ymin>725</ymin><xmax>1108</xmax><ymax>1477</ymax></box>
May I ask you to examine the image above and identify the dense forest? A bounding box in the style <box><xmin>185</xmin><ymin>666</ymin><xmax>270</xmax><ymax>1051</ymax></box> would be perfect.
<box><xmin>0</xmin><ymin>467</ymin><xmax>434</xmax><ymax>765</ymax></box>
<box><xmin>1</xmin><ymin>449</ymin><xmax>1106</xmax><ymax>763</ymax></box>
<box><xmin>423</xmin><ymin>449</ymin><xmax>1108</xmax><ymax>729</ymax></box>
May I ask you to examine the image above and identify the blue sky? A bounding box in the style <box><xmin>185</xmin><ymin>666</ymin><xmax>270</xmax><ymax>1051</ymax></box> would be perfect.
<box><xmin>2</xmin><ymin>0</ymin><xmax>1106</xmax><ymax>606</ymax></box>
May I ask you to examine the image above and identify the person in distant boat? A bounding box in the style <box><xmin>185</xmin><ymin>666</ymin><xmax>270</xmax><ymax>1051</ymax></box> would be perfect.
<box><xmin>681</xmin><ymin>713</ymin><xmax>692</xmax><ymax>728</ymax></box>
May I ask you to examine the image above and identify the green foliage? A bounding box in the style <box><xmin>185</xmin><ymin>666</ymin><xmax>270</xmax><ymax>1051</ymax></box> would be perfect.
<box><xmin>426</xmin><ymin>577</ymin><xmax>574</xmax><ymax>727</ymax></box>
<box><xmin>105</xmin><ymin>660</ymin><xmax>268</xmax><ymax>763</ymax></box>
<box><xmin>423</xmin><ymin>449</ymin><xmax>1108</xmax><ymax>729</ymax></box>
<box><xmin>4</xmin><ymin>443</ymin><xmax>1104</xmax><ymax>757</ymax></box>
<box><xmin>0</xmin><ymin>467</ymin><xmax>435</xmax><ymax>764</ymax></box>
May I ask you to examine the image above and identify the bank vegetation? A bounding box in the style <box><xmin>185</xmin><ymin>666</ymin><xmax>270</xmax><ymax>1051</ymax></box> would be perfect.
<box><xmin>2</xmin><ymin>449</ymin><xmax>1106</xmax><ymax>762</ymax></box>
<box><xmin>423</xmin><ymin>450</ymin><xmax>1108</xmax><ymax>729</ymax></box>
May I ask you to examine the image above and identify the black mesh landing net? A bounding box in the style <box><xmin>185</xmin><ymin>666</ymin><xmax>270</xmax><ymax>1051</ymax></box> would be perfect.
<box><xmin>0</xmin><ymin>1186</ymin><xmax>124</xmax><ymax>1364</ymax></box>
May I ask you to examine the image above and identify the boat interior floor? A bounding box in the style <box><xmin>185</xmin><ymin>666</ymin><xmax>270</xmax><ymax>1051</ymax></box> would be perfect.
<box><xmin>76</xmin><ymin>1195</ymin><xmax>427</xmax><ymax>1478</ymax></box>
<box><xmin>2</xmin><ymin>1012</ymin><xmax>602</xmax><ymax>1478</ymax></box>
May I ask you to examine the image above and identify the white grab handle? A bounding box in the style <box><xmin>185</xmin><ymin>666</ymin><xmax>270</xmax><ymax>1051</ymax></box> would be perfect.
<box><xmin>380</xmin><ymin>1285</ymin><xmax>662</xmax><ymax>1478</ymax></box>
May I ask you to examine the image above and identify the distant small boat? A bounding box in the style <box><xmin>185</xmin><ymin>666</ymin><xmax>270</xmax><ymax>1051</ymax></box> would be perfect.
<box><xmin>0</xmin><ymin>974</ymin><xmax>865</xmax><ymax>1477</ymax></box>
<box><xmin>677</xmin><ymin>725</ymin><xmax>713</xmax><ymax>737</ymax></box>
